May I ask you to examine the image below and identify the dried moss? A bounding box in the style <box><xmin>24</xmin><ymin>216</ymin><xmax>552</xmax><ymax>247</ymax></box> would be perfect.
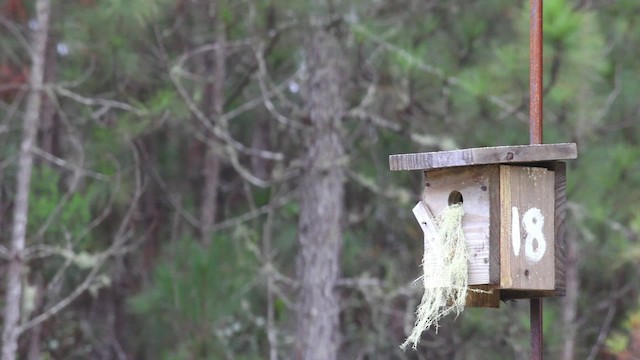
<box><xmin>401</xmin><ymin>204</ymin><xmax>468</xmax><ymax>350</ymax></box>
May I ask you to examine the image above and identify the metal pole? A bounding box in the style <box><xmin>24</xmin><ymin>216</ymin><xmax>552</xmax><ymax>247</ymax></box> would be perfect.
<box><xmin>530</xmin><ymin>0</ymin><xmax>543</xmax><ymax>145</ymax></box>
<box><xmin>529</xmin><ymin>0</ymin><xmax>544</xmax><ymax>359</ymax></box>
<box><xmin>531</xmin><ymin>298</ymin><xmax>543</xmax><ymax>359</ymax></box>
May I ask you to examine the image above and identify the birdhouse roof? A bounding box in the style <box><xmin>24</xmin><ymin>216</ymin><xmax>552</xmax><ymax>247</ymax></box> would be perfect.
<box><xmin>389</xmin><ymin>143</ymin><xmax>577</xmax><ymax>171</ymax></box>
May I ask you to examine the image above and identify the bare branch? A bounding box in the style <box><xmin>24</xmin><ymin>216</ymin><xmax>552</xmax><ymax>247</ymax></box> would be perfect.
<box><xmin>170</xmin><ymin>67</ymin><xmax>284</xmax><ymax>158</ymax></box>
<box><xmin>172</xmin><ymin>40</ymin><xmax>253</xmax><ymax>77</ymax></box>
<box><xmin>0</xmin><ymin>245</ymin><xmax>10</xmax><ymax>260</ymax></box>
<box><xmin>347</xmin><ymin>108</ymin><xmax>401</xmax><ymax>132</ymax></box>
<box><xmin>349</xmin><ymin>21</ymin><xmax>529</xmax><ymax>123</ymax></box>
<box><xmin>585</xmin><ymin>303</ymin><xmax>616</xmax><ymax>360</ymax></box>
<box><xmin>18</xmin><ymin>143</ymin><xmax>144</xmax><ymax>334</ymax></box>
<box><xmin>147</xmin><ymin>164</ymin><xmax>200</xmax><ymax>228</ymax></box>
<box><xmin>254</xmin><ymin>41</ymin><xmax>305</xmax><ymax>129</ymax></box>
<box><xmin>594</xmin><ymin>65</ymin><xmax>622</xmax><ymax>125</ymax></box>
<box><xmin>19</xmin><ymin>263</ymin><xmax>103</xmax><ymax>334</ymax></box>
<box><xmin>2</xmin><ymin>1</ymin><xmax>50</xmax><ymax>357</ymax></box>
<box><xmin>52</xmin><ymin>85</ymin><xmax>147</xmax><ymax>117</ymax></box>
<box><xmin>225</xmin><ymin>66</ymin><xmax>304</xmax><ymax>128</ymax></box>
<box><xmin>211</xmin><ymin>190</ymin><xmax>296</xmax><ymax>232</ymax></box>
<box><xmin>32</xmin><ymin>147</ymin><xmax>109</xmax><ymax>181</ymax></box>
<box><xmin>0</xmin><ymin>88</ymin><xmax>27</xmax><ymax>135</ymax></box>
<box><xmin>191</xmin><ymin>130</ymin><xmax>272</xmax><ymax>187</ymax></box>
<box><xmin>0</xmin><ymin>15</ymin><xmax>32</xmax><ymax>56</ymax></box>
<box><xmin>347</xmin><ymin>169</ymin><xmax>412</xmax><ymax>203</ymax></box>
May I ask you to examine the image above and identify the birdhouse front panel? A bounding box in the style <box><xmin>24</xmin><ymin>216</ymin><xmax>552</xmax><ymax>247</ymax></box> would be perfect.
<box><xmin>423</xmin><ymin>165</ymin><xmax>501</xmax><ymax>286</ymax></box>
<box><xmin>499</xmin><ymin>165</ymin><xmax>555</xmax><ymax>291</ymax></box>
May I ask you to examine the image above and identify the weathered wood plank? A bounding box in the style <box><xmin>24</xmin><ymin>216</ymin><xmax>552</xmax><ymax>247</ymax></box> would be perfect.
<box><xmin>499</xmin><ymin>165</ymin><xmax>555</xmax><ymax>290</ymax></box>
<box><xmin>389</xmin><ymin>143</ymin><xmax>577</xmax><ymax>171</ymax></box>
<box><xmin>422</xmin><ymin>166</ymin><xmax>500</xmax><ymax>285</ymax></box>
<box><xmin>488</xmin><ymin>170</ymin><xmax>501</xmax><ymax>285</ymax></box>
<box><xmin>466</xmin><ymin>285</ymin><xmax>500</xmax><ymax>308</ymax></box>
<box><xmin>501</xmin><ymin>161</ymin><xmax>567</xmax><ymax>299</ymax></box>
<box><xmin>551</xmin><ymin>162</ymin><xmax>567</xmax><ymax>295</ymax></box>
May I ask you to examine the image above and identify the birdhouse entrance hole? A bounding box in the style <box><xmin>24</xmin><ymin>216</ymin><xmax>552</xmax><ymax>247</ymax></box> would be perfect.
<box><xmin>448</xmin><ymin>191</ymin><xmax>463</xmax><ymax>205</ymax></box>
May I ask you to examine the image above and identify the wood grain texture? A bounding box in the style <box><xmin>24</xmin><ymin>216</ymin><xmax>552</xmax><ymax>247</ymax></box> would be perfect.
<box><xmin>501</xmin><ymin>161</ymin><xmax>567</xmax><ymax>299</ymax></box>
<box><xmin>422</xmin><ymin>166</ymin><xmax>500</xmax><ymax>285</ymax></box>
<box><xmin>389</xmin><ymin>143</ymin><xmax>577</xmax><ymax>171</ymax></box>
<box><xmin>499</xmin><ymin>165</ymin><xmax>555</xmax><ymax>290</ymax></box>
<box><xmin>551</xmin><ymin>162</ymin><xmax>567</xmax><ymax>295</ymax></box>
<box><xmin>462</xmin><ymin>171</ymin><xmax>502</xmax><ymax>306</ymax></box>
<box><xmin>488</xmin><ymin>170</ymin><xmax>501</xmax><ymax>285</ymax></box>
<box><xmin>466</xmin><ymin>285</ymin><xmax>500</xmax><ymax>308</ymax></box>
<box><xmin>411</xmin><ymin>201</ymin><xmax>442</xmax><ymax>285</ymax></box>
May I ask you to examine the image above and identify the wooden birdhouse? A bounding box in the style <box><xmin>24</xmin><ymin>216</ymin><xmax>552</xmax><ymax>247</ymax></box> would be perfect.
<box><xmin>390</xmin><ymin>143</ymin><xmax>578</xmax><ymax>307</ymax></box>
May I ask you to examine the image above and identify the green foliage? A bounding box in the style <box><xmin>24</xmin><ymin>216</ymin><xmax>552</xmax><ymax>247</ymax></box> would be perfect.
<box><xmin>130</xmin><ymin>236</ymin><xmax>259</xmax><ymax>359</ymax></box>
<box><xmin>606</xmin><ymin>332</ymin><xmax>629</xmax><ymax>354</ymax></box>
<box><xmin>28</xmin><ymin>166</ymin><xmax>95</xmax><ymax>242</ymax></box>
<box><xmin>544</xmin><ymin>0</ymin><xmax>582</xmax><ymax>44</ymax></box>
<box><xmin>458</xmin><ymin>69</ymin><xmax>492</xmax><ymax>97</ymax></box>
<box><xmin>606</xmin><ymin>302</ymin><xmax>640</xmax><ymax>355</ymax></box>
<box><xmin>92</xmin><ymin>0</ymin><xmax>174</xmax><ymax>27</ymax></box>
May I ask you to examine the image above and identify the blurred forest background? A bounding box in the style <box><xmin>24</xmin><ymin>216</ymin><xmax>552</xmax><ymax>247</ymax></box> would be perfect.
<box><xmin>0</xmin><ymin>0</ymin><xmax>639</xmax><ymax>359</ymax></box>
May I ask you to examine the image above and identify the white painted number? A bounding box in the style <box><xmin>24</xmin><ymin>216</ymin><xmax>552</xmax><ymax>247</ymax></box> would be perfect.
<box><xmin>522</xmin><ymin>208</ymin><xmax>546</xmax><ymax>262</ymax></box>
<box><xmin>511</xmin><ymin>207</ymin><xmax>546</xmax><ymax>263</ymax></box>
<box><xmin>511</xmin><ymin>207</ymin><xmax>521</xmax><ymax>256</ymax></box>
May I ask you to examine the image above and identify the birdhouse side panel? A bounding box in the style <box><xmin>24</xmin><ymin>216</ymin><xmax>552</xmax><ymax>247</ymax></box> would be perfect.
<box><xmin>423</xmin><ymin>166</ymin><xmax>500</xmax><ymax>285</ymax></box>
<box><xmin>551</xmin><ymin>161</ymin><xmax>567</xmax><ymax>295</ymax></box>
<box><xmin>499</xmin><ymin>165</ymin><xmax>555</xmax><ymax>290</ymax></box>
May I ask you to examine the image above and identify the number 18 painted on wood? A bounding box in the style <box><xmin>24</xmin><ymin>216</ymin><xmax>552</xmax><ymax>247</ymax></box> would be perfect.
<box><xmin>511</xmin><ymin>207</ymin><xmax>546</xmax><ymax>263</ymax></box>
<box><xmin>500</xmin><ymin>165</ymin><xmax>555</xmax><ymax>291</ymax></box>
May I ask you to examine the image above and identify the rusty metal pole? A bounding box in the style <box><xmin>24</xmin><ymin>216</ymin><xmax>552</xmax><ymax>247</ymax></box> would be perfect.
<box><xmin>529</xmin><ymin>0</ymin><xmax>544</xmax><ymax>359</ymax></box>
<box><xmin>530</xmin><ymin>0</ymin><xmax>543</xmax><ymax>145</ymax></box>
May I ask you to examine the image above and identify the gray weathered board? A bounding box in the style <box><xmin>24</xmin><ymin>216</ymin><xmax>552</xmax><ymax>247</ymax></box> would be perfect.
<box><xmin>471</xmin><ymin>163</ymin><xmax>562</xmax><ymax>305</ymax></box>
<box><xmin>422</xmin><ymin>166</ymin><xmax>500</xmax><ymax>286</ymax></box>
<box><xmin>499</xmin><ymin>165</ymin><xmax>555</xmax><ymax>290</ymax></box>
<box><xmin>501</xmin><ymin>161</ymin><xmax>566</xmax><ymax>299</ymax></box>
<box><xmin>466</xmin><ymin>285</ymin><xmax>500</xmax><ymax>308</ymax></box>
<box><xmin>389</xmin><ymin>143</ymin><xmax>577</xmax><ymax>171</ymax></box>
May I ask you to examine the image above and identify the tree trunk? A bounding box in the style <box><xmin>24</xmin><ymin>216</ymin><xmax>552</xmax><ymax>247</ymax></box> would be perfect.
<box><xmin>250</xmin><ymin>114</ymin><xmax>272</xmax><ymax>180</ymax></box>
<box><xmin>39</xmin><ymin>43</ymin><xmax>59</xmax><ymax>157</ymax></box>
<box><xmin>296</xmin><ymin>22</ymin><xmax>346</xmax><ymax>360</ymax></box>
<box><xmin>39</xmin><ymin>1</ymin><xmax>59</xmax><ymax>158</ymax></box>
<box><xmin>1</xmin><ymin>1</ymin><xmax>51</xmax><ymax>359</ymax></box>
<box><xmin>26</xmin><ymin>277</ymin><xmax>44</xmax><ymax>360</ymax></box>
<box><xmin>140</xmin><ymin>137</ymin><xmax>162</xmax><ymax>275</ymax></box>
<box><xmin>199</xmin><ymin>0</ymin><xmax>225</xmax><ymax>245</ymax></box>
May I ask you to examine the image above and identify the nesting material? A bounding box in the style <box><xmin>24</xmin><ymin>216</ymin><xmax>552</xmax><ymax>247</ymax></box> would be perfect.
<box><xmin>401</xmin><ymin>202</ymin><xmax>468</xmax><ymax>350</ymax></box>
